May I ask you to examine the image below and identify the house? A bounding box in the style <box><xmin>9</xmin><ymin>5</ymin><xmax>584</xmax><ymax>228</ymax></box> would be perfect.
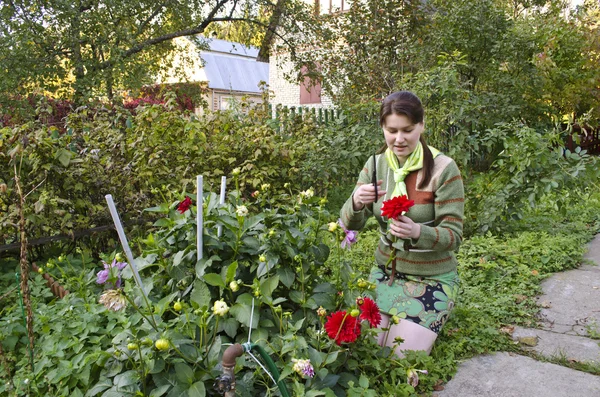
<box><xmin>158</xmin><ymin>36</ymin><xmax>269</xmax><ymax>112</ymax></box>
<box><xmin>268</xmin><ymin>0</ymin><xmax>350</xmax><ymax>110</ymax></box>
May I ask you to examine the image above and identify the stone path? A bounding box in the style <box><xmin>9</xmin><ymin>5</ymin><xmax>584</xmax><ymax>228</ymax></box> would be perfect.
<box><xmin>437</xmin><ymin>234</ymin><xmax>600</xmax><ymax>397</ymax></box>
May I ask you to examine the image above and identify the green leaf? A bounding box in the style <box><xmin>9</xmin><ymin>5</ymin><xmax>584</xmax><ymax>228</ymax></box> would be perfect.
<box><xmin>155</xmin><ymin>292</ymin><xmax>179</xmax><ymax>315</ymax></box>
<box><xmin>113</xmin><ymin>370</ymin><xmax>138</xmax><ymax>388</ymax></box>
<box><xmin>175</xmin><ymin>363</ymin><xmax>194</xmax><ymax>384</ymax></box>
<box><xmin>148</xmin><ymin>385</ymin><xmax>171</xmax><ymax>397</ymax></box>
<box><xmin>208</xmin><ymin>336</ymin><xmax>222</xmax><ymax>365</ymax></box>
<box><xmin>260</xmin><ymin>275</ymin><xmax>279</xmax><ymax>298</ymax></box>
<box><xmin>190</xmin><ymin>280</ymin><xmax>211</xmax><ymax>309</ymax></box>
<box><xmin>314</xmin><ymin>374</ymin><xmax>340</xmax><ymax>389</ymax></box>
<box><xmin>196</xmin><ymin>255</ymin><xmax>219</xmax><ymax>278</ymax></box>
<box><xmin>310</xmin><ymin>243</ymin><xmax>330</xmax><ymax>264</ymax></box>
<box><xmin>84</xmin><ymin>379</ymin><xmax>112</xmax><ymax>396</ymax></box>
<box><xmin>187</xmin><ymin>381</ymin><xmax>206</xmax><ymax>397</ymax></box>
<box><xmin>324</xmin><ymin>351</ymin><xmax>339</xmax><ymax>365</ymax></box>
<box><xmin>306</xmin><ymin>390</ymin><xmax>327</xmax><ymax>397</ymax></box>
<box><xmin>203</xmin><ymin>273</ymin><xmax>225</xmax><ymax>288</ymax></box>
<box><xmin>308</xmin><ymin>347</ymin><xmax>325</xmax><ymax>367</ymax></box>
<box><xmin>277</xmin><ymin>267</ymin><xmax>295</xmax><ymax>287</ymax></box>
<box><xmin>359</xmin><ymin>374</ymin><xmax>369</xmax><ymax>388</ymax></box>
<box><xmin>226</xmin><ymin>261</ymin><xmax>238</xmax><ymax>283</ymax></box>
<box><xmin>173</xmin><ymin>250</ymin><xmax>185</xmax><ymax>267</ymax></box>
<box><xmin>144</xmin><ymin>203</ymin><xmax>170</xmax><ymax>213</ymax></box>
<box><xmin>55</xmin><ymin>148</ymin><xmax>72</xmax><ymax>167</ymax></box>
<box><xmin>230</xmin><ymin>293</ymin><xmax>259</xmax><ymax>328</ymax></box>
<box><xmin>289</xmin><ymin>290</ymin><xmax>304</xmax><ymax>303</ymax></box>
<box><xmin>221</xmin><ymin>318</ymin><xmax>239</xmax><ymax>339</ymax></box>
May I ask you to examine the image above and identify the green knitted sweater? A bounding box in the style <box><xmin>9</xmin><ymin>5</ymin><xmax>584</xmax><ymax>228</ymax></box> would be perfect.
<box><xmin>340</xmin><ymin>153</ymin><xmax>464</xmax><ymax>276</ymax></box>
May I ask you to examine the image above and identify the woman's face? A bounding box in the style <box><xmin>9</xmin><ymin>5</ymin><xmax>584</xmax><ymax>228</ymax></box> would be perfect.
<box><xmin>383</xmin><ymin>113</ymin><xmax>424</xmax><ymax>163</ymax></box>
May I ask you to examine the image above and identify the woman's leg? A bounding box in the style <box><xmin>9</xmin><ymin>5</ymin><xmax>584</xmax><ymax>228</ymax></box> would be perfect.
<box><xmin>378</xmin><ymin>313</ymin><xmax>438</xmax><ymax>357</ymax></box>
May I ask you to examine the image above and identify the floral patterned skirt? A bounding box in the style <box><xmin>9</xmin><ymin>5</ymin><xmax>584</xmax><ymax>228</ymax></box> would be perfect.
<box><xmin>368</xmin><ymin>265</ymin><xmax>460</xmax><ymax>334</ymax></box>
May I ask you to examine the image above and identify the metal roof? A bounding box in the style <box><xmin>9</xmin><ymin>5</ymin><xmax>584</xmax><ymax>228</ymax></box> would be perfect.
<box><xmin>205</xmin><ymin>38</ymin><xmax>260</xmax><ymax>58</ymax></box>
<box><xmin>200</xmin><ymin>42</ymin><xmax>268</xmax><ymax>93</ymax></box>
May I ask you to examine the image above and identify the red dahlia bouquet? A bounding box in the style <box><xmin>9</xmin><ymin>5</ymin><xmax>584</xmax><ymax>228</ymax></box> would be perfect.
<box><xmin>380</xmin><ymin>195</ymin><xmax>415</xmax><ymax>284</ymax></box>
<box><xmin>380</xmin><ymin>195</ymin><xmax>414</xmax><ymax>220</ymax></box>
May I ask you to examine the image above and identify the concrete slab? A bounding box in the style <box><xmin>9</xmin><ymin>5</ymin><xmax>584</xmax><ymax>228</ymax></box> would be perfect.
<box><xmin>537</xmin><ymin>265</ymin><xmax>600</xmax><ymax>337</ymax></box>
<box><xmin>512</xmin><ymin>326</ymin><xmax>600</xmax><ymax>363</ymax></box>
<box><xmin>584</xmin><ymin>234</ymin><xmax>600</xmax><ymax>266</ymax></box>
<box><xmin>436</xmin><ymin>352</ymin><xmax>600</xmax><ymax>397</ymax></box>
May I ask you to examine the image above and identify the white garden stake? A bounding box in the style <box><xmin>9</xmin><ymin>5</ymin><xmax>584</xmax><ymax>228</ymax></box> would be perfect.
<box><xmin>218</xmin><ymin>176</ymin><xmax>227</xmax><ymax>237</ymax></box>
<box><xmin>197</xmin><ymin>175</ymin><xmax>203</xmax><ymax>260</ymax></box>
<box><xmin>105</xmin><ymin>194</ymin><xmax>148</xmax><ymax>301</ymax></box>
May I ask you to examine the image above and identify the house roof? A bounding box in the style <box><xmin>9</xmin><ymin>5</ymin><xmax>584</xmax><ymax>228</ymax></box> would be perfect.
<box><xmin>197</xmin><ymin>38</ymin><xmax>268</xmax><ymax>94</ymax></box>
<box><xmin>206</xmin><ymin>38</ymin><xmax>260</xmax><ymax>58</ymax></box>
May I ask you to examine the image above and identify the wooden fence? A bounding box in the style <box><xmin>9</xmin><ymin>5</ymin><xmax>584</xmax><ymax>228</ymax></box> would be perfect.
<box><xmin>269</xmin><ymin>104</ymin><xmax>341</xmax><ymax>125</ymax></box>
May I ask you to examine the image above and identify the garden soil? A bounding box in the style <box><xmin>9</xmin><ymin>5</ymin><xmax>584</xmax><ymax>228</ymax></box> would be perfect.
<box><xmin>437</xmin><ymin>234</ymin><xmax>600</xmax><ymax>397</ymax></box>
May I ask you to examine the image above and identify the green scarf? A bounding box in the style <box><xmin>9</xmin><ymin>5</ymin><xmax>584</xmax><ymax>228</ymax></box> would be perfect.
<box><xmin>385</xmin><ymin>142</ymin><xmax>440</xmax><ymax>198</ymax></box>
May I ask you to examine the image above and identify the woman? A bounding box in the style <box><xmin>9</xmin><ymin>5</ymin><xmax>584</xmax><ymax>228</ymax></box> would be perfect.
<box><xmin>340</xmin><ymin>91</ymin><xmax>464</xmax><ymax>356</ymax></box>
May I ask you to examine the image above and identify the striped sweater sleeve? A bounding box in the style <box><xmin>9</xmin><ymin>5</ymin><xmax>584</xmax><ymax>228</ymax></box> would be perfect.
<box><xmin>339</xmin><ymin>159</ymin><xmax>373</xmax><ymax>230</ymax></box>
<box><xmin>412</xmin><ymin>159</ymin><xmax>464</xmax><ymax>251</ymax></box>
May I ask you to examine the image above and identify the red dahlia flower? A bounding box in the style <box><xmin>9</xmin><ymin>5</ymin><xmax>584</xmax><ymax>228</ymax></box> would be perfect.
<box><xmin>358</xmin><ymin>297</ymin><xmax>382</xmax><ymax>328</ymax></box>
<box><xmin>380</xmin><ymin>195</ymin><xmax>415</xmax><ymax>220</ymax></box>
<box><xmin>177</xmin><ymin>196</ymin><xmax>192</xmax><ymax>214</ymax></box>
<box><xmin>324</xmin><ymin>310</ymin><xmax>361</xmax><ymax>345</ymax></box>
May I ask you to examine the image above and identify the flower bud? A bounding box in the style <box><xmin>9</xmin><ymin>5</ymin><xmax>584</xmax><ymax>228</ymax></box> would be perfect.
<box><xmin>155</xmin><ymin>339</ymin><xmax>170</xmax><ymax>351</ymax></box>
<box><xmin>213</xmin><ymin>299</ymin><xmax>230</xmax><ymax>316</ymax></box>
<box><xmin>259</xmin><ymin>255</ymin><xmax>266</xmax><ymax>263</ymax></box>
<box><xmin>232</xmin><ymin>167</ymin><xmax>241</xmax><ymax>176</ymax></box>
<box><xmin>229</xmin><ymin>281</ymin><xmax>240</xmax><ymax>292</ymax></box>
<box><xmin>37</xmin><ymin>267</ymin><xmax>44</xmax><ymax>274</ymax></box>
<box><xmin>350</xmin><ymin>309</ymin><xmax>360</xmax><ymax>317</ymax></box>
<box><xmin>127</xmin><ymin>343</ymin><xmax>138</xmax><ymax>350</ymax></box>
<box><xmin>328</xmin><ymin>222</ymin><xmax>338</xmax><ymax>232</ymax></box>
<box><xmin>173</xmin><ymin>301</ymin><xmax>183</xmax><ymax>311</ymax></box>
<box><xmin>236</xmin><ymin>205</ymin><xmax>248</xmax><ymax>217</ymax></box>
<box><xmin>317</xmin><ymin>307</ymin><xmax>327</xmax><ymax>317</ymax></box>
<box><xmin>355</xmin><ymin>296</ymin><xmax>365</xmax><ymax>306</ymax></box>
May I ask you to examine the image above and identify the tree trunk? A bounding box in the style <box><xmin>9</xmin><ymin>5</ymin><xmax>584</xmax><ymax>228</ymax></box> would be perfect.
<box><xmin>257</xmin><ymin>0</ymin><xmax>287</xmax><ymax>63</ymax></box>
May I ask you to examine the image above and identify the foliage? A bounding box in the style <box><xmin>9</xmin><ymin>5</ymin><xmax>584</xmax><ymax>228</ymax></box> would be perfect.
<box><xmin>286</xmin><ymin>0</ymin><xmax>600</xmax><ymax>166</ymax></box>
<box><xmin>126</xmin><ymin>83</ymin><xmax>210</xmax><ymax>112</ymax></box>
<box><xmin>464</xmin><ymin>122</ymin><xmax>599</xmax><ymax>234</ymax></box>
<box><xmin>1</xmin><ymin>186</ymin><xmax>425</xmax><ymax>396</ymax></box>
<box><xmin>0</xmin><ymin>101</ymin><xmax>380</xmax><ymax>257</ymax></box>
<box><xmin>3</xmin><ymin>185</ymin><xmax>600</xmax><ymax>396</ymax></box>
<box><xmin>0</xmin><ymin>0</ymin><xmax>311</xmax><ymax>103</ymax></box>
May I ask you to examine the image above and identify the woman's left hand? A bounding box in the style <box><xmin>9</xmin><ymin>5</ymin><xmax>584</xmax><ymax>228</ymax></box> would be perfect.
<box><xmin>389</xmin><ymin>216</ymin><xmax>421</xmax><ymax>240</ymax></box>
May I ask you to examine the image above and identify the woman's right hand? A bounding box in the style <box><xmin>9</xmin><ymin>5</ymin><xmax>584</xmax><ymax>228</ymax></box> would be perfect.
<box><xmin>352</xmin><ymin>180</ymin><xmax>386</xmax><ymax>210</ymax></box>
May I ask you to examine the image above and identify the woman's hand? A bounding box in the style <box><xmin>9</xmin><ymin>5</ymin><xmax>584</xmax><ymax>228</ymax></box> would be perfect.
<box><xmin>389</xmin><ymin>216</ymin><xmax>421</xmax><ymax>240</ymax></box>
<box><xmin>352</xmin><ymin>180</ymin><xmax>386</xmax><ymax>211</ymax></box>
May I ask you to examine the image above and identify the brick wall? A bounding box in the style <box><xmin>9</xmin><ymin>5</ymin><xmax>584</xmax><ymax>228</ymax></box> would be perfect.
<box><xmin>269</xmin><ymin>52</ymin><xmax>333</xmax><ymax>109</ymax></box>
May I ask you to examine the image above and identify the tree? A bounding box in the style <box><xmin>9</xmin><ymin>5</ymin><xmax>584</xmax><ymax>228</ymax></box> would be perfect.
<box><xmin>0</xmin><ymin>0</ymin><xmax>307</xmax><ymax>105</ymax></box>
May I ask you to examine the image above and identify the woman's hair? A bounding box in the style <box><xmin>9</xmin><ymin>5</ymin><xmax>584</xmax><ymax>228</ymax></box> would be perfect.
<box><xmin>378</xmin><ymin>91</ymin><xmax>434</xmax><ymax>189</ymax></box>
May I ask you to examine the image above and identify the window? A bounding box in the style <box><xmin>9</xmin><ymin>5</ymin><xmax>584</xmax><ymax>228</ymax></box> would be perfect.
<box><xmin>314</xmin><ymin>0</ymin><xmax>350</xmax><ymax>15</ymax></box>
<box><xmin>299</xmin><ymin>65</ymin><xmax>322</xmax><ymax>104</ymax></box>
